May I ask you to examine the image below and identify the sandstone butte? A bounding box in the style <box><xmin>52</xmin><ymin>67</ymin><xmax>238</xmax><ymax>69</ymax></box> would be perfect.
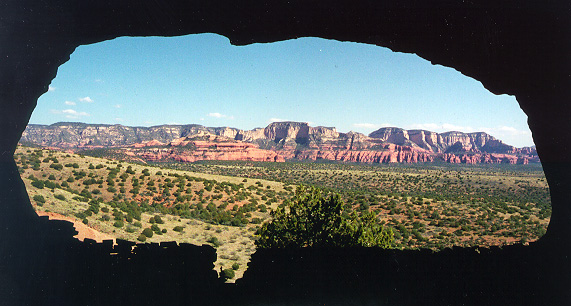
<box><xmin>20</xmin><ymin>122</ymin><xmax>538</xmax><ymax>165</ymax></box>
<box><xmin>131</xmin><ymin>137</ymin><xmax>284</xmax><ymax>163</ymax></box>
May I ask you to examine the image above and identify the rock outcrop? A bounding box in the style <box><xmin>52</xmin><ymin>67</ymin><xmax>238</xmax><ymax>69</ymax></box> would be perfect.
<box><xmin>369</xmin><ymin>127</ymin><xmax>523</xmax><ymax>155</ymax></box>
<box><xmin>20</xmin><ymin>122</ymin><xmax>538</xmax><ymax>164</ymax></box>
<box><xmin>263</xmin><ymin>121</ymin><xmax>310</xmax><ymax>145</ymax></box>
<box><xmin>125</xmin><ymin>135</ymin><xmax>284</xmax><ymax>163</ymax></box>
<box><xmin>441</xmin><ymin>153</ymin><xmax>530</xmax><ymax>164</ymax></box>
<box><xmin>294</xmin><ymin>144</ymin><xmax>435</xmax><ymax>163</ymax></box>
<box><xmin>133</xmin><ymin>146</ymin><xmax>284</xmax><ymax>163</ymax></box>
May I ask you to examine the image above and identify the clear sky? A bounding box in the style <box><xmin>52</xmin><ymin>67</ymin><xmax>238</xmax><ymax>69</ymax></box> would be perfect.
<box><xmin>32</xmin><ymin>33</ymin><xmax>534</xmax><ymax>147</ymax></box>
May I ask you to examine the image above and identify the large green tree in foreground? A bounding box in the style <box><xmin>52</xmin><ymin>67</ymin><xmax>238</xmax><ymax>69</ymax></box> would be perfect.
<box><xmin>256</xmin><ymin>186</ymin><xmax>394</xmax><ymax>248</ymax></box>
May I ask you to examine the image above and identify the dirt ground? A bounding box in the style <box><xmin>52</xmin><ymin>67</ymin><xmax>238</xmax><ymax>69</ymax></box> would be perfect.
<box><xmin>36</xmin><ymin>210</ymin><xmax>116</xmax><ymax>244</ymax></box>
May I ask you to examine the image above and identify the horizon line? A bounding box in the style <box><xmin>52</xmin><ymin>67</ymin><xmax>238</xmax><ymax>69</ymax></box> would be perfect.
<box><xmin>25</xmin><ymin>121</ymin><xmax>535</xmax><ymax>148</ymax></box>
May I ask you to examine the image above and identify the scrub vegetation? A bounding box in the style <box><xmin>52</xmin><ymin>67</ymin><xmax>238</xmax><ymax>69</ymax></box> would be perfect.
<box><xmin>15</xmin><ymin>146</ymin><xmax>550</xmax><ymax>280</ymax></box>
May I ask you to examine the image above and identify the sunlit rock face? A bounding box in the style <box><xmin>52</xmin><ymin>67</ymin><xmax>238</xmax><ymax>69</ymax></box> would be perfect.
<box><xmin>262</xmin><ymin>121</ymin><xmax>310</xmax><ymax>145</ymax></box>
<box><xmin>369</xmin><ymin>127</ymin><xmax>523</xmax><ymax>155</ymax></box>
<box><xmin>20</xmin><ymin>122</ymin><xmax>538</xmax><ymax>164</ymax></box>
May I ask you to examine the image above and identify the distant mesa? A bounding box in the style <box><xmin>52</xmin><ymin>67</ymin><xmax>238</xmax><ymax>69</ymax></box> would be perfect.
<box><xmin>20</xmin><ymin>122</ymin><xmax>538</xmax><ymax>164</ymax></box>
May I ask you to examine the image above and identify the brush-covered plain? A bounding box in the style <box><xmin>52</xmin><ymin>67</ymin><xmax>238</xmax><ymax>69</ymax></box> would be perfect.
<box><xmin>15</xmin><ymin>146</ymin><xmax>551</xmax><ymax>280</ymax></box>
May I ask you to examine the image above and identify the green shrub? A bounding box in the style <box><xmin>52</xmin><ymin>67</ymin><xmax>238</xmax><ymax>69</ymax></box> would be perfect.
<box><xmin>31</xmin><ymin>180</ymin><xmax>45</xmax><ymax>189</ymax></box>
<box><xmin>54</xmin><ymin>194</ymin><xmax>66</xmax><ymax>201</ymax></box>
<box><xmin>113</xmin><ymin>211</ymin><xmax>123</xmax><ymax>220</ymax></box>
<box><xmin>173</xmin><ymin>226</ymin><xmax>184</xmax><ymax>232</ymax></box>
<box><xmin>153</xmin><ymin>215</ymin><xmax>164</xmax><ymax>224</ymax></box>
<box><xmin>32</xmin><ymin>194</ymin><xmax>46</xmax><ymax>205</ymax></box>
<box><xmin>72</xmin><ymin>196</ymin><xmax>89</xmax><ymax>202</ymax></box>
<box><xmin>82</xmin><ymin>218</ymin><xmax>88</xmax><ymax>225</ymax></box>
<box><xmin>137</xmin><ymin>234</ymin><xmax>147</xmax><ymax>242</ymax></box>
<box><xmin>221</xmin><ymin>268</ymin><xmax>235</xmax><ymax>281</ymax></box>
<box><xmin>208</xmin><ymin>236</ymin><xmax>221</xmax><ymax>248</ymax></box>
<box><xmin>256</xmin><ymin>186</ymin><xmax>394</xmax><ymax>248</ymax></box>
<box><xmin>113</xmin><ymin>221</ymin><xmax>124</xmax><ymax>228</ymax></box>
<box><xmin>232</xmin><ymin>263</ymin><xmax>240</xmax><ymax>270</ymax></box>
<box><xmin>80</xmin><ymin>189</ymin><xmax>92</xmax><ymax>199</ymax></box>
<box><xmin>150</xmin><ymin>223</ymin><xmax>160</xmax><ymax>231</ymax></box>
<box><xmin>49</xmin><ymin>163</ymin><xmax>63</xmax><ymax>170</ymax></box>
<box><xmin>142</xmin><ymin>228</ymin><xmax>153</xmax><ymax>238</ymax></box>
<box><xmin>250</xmin><ymin>218</ymin><xmax>263</xmax><ymax>224</ymax></box>
<box><xmin>44</xmin><ymin>181</ymin><xmax>57</xmax><ymax>189</ymax></box>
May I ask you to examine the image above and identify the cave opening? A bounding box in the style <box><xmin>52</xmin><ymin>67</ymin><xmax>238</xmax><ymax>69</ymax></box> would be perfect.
<box><xmin>3</xmin><ymin>1</ymin><xmax>569</xmax><ymax>305</ymax></box>
<box><xmin>15</xmin><ymin>34</ymin><xmax>551</xmax><ymax>282</ymax></box>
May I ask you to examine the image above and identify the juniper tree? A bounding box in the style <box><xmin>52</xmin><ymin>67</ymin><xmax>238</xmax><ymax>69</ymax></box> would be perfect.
<box><xmin>256</xmin><ymin>186</ymin><xmax>393</xmax><ymax>248</ymax></box>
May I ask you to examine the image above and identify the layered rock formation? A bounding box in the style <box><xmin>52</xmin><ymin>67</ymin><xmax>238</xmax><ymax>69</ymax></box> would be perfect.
<box><xmin>129</xmin><ymin>145</ymin><xmax>284</xmax><ymax>163</ymax></box>
<box><xmin>293</xmin><ymin>144</ymin><xmax>435</xmax><ymax>163</ymax></box>
<box><xmin>369</xmin><ymin>127</ymin><xmax>520</xmax><ymax>154</ymax></box>
<box><xmin>20</xmin><ymin>122</ymin><xmax>539</xmax><ymax>164</ymax></box>
<box><xmin>124</xmin><ymin>134</ymin><xmax>285</xmax><ymax>163</ymax></box>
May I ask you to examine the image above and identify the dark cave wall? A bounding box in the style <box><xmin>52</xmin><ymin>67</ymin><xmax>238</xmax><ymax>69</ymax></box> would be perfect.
<box><xmin>1</xmin><ymin>1</ymin><xmax>570</xmax><ymax>305</ymax></box>
<box><xmin>1</xmin><ymin>0</ymin><xmax>570</xmax><ymax>238</ymax></box>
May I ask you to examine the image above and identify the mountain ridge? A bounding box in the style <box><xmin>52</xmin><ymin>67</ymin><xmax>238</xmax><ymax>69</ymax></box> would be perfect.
<box><xmin>20</xmin><ymin>121</ymin><xmax>538</xmax><ymax>164</ymax></box>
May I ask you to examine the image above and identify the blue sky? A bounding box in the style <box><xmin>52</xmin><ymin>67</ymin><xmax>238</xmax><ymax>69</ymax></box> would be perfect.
<box><xmin>33</xmin><ymin>34</ymin><xmax>534</xmax><ymax>147</ymax></box>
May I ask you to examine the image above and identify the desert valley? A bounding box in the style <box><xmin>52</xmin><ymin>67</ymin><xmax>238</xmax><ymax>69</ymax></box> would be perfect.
<box><xmin>16</xmin><ymin>121</ymin><xmax>550</xmax><ymax>280</ymax></box>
